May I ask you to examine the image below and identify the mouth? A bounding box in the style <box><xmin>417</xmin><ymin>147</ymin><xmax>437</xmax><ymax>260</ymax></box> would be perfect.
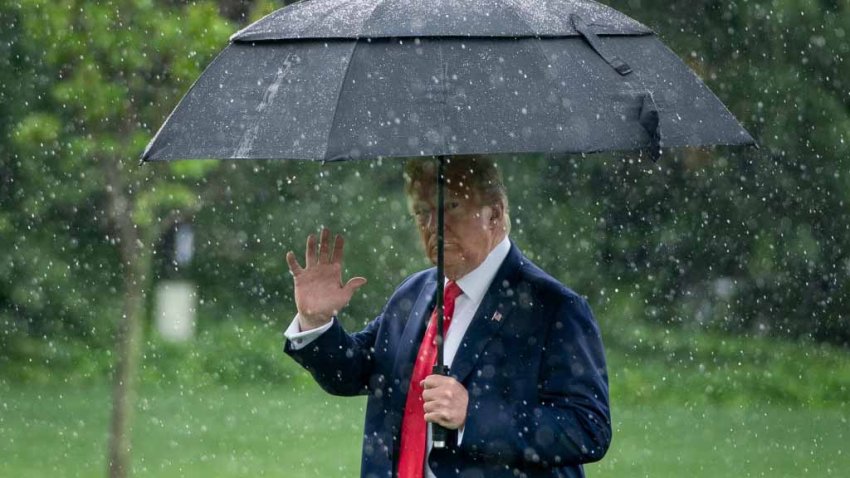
<box><xmin>427</xmin><ymin>236</ymin><xmax>449</xmax><ymax>249</ymax></box>
<box><xmin>427</xmin><ymin>240</ymin><xmax>459</xmax><ymax>255</ymax></box>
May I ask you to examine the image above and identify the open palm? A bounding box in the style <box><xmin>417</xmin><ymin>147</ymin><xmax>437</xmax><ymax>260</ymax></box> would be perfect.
<box><xmin>286</xmin><ymin>228</ymin><xmax>367</xmax><ymax>330</ymax></box>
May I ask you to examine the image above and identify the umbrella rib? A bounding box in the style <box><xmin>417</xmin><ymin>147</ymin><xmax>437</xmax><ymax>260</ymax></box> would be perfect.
<box><xmin>322</xmin><ymin>40</ymin><xmax>360</xmax><ymax>161</ymax></box>
<box><xmin>497</xmin><ymin>0</ymin><xmax>542</xmax><ymax>39</ymax></box>
<box><xmin>323</xmin><ymin>0</ymin><xmax>384</xmax><ymax>161</ymax></box>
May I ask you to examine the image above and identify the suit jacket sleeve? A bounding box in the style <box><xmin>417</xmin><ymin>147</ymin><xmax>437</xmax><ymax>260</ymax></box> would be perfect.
<box><xmin>458</xmin><ymin>294</ymin><xmax>611</xmax><ymax>467</ymax></box>
<box><xmin>283</xmin><ymin>312</ymin><xmax>382</xmax><ymax>396</ymax></box>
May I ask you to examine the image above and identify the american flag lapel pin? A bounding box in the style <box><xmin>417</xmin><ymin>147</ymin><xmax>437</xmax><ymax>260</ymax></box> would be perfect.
<box><xmin>491</xmin><ymin>311</ymin><xmax>502</xmax><ymax>322</ymax></box>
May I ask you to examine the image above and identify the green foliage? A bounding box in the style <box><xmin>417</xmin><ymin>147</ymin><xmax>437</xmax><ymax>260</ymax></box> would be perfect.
<box><xmin>168</xmin><ymin>159</ymin><xmax>220</xmax><ymax>179</ymax></box>
<box><xmin>1</xmin><ymin>0</ymin><xmax>232</xmax><ymax>353</ymax></box>
<box><xmin>562</xmin><ymin>1</ymin><xmax>850</xmax><ymax>343</ymax></box>
<box><xmin>0</xmin><ymin>334</ymin><xmax>105</xmax><ymax>384</ymax></box>
<box><xmin>0</xmin><ymin>317</ymin><xmax>308</xmax><ymax>387</ymax></box>
<box><xmin>598</xmin><ymin>290</ymin><xmax>850</xmax><ymax>408</ymax></box>
<box><xmin>134</xmin><ymin>184</ymin><xmax>199</xmax><ymax>226</ymax></box>
<box><xmin>139</xmin><ymin>320</ymin><xmax>307</xmax><ymax>387</ymax></box>
<box><xmin>3</xmin><ymin>312</ymin><xmax>848</xmax><ymax>411</ymax></box>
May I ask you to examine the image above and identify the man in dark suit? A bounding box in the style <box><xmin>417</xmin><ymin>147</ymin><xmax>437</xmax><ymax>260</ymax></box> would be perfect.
<box><xmin>283</xmin><ymin>156</ymin><xmax>611</xmax><ymax>477</ymax></box>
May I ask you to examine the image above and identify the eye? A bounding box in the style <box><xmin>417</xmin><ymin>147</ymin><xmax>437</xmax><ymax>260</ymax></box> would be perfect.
<box><xmin>446</xmin><ymin>200</ymin><xmax>461</xmax><ymax>211</ymax></box>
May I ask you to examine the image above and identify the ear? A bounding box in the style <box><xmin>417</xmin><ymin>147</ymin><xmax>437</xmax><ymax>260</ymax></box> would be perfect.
<box><xmin>488</xmin><ymin>203</ymin><xmax>504</xmax><ymax>223</ymax></box>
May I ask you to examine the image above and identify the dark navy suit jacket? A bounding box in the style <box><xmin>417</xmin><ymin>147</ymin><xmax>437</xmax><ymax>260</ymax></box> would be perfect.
<box><xmin>284</xmin><ymin>243</ymin><xmax>611</xmax><ymax>477</ymax></box>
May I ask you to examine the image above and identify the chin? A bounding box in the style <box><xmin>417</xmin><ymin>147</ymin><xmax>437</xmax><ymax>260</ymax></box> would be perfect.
<box><xmin>428</xmin><ymin>251</ymin><xmax>466</xmax><ymax>270</ymax></box>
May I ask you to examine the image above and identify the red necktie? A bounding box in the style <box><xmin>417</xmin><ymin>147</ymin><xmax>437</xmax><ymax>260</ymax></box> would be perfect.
<box><xmin>397</xmin><ymin>280</ymin><xmax>463</xmax><ymax>478</ymax></box>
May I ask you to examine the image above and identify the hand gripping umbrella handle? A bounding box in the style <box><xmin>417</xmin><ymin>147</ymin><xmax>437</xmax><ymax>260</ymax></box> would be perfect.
<box><xmin>430</xmin><ymin>363</ymin><xmax>451</xmax><ymax>449</ymax></box>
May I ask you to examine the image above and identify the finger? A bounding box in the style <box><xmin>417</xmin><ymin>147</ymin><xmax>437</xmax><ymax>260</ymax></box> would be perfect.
<box><xmin>421</xmin><ymin>375</ymin><xmax>444</xmax><ymax>389</ymax></box>
<box><xmin>424</xmin><ymin>412</ymin><xmax>452</xmax><ymax>428</ymax></box>
<box><xmin>343</xmin><ymin>277</ymin><xmax>368</xmax><ymax>293</ymax></box>
<box><xmin>422</xmin><ymin>388</ymin><xmax>437</xmax><ymax>402</ymax></box>
<box><xmin>285</xmin><ymin>251</ymin><xmax>303</xmax><ymax>275</ymax></box>
<box><xmin>305</xmin><ymin>234</ymin><xmax>318</xmax><ymax>267</ymax></box>
<box><xmin>319</xmin><ymin>228</ymin><xmax>331</xmax><ymax>263</ymax></box>
<box><xmin>331</xmin><ymin>234</ymin><xmax>345</xmax><ymax>264</ymax></box>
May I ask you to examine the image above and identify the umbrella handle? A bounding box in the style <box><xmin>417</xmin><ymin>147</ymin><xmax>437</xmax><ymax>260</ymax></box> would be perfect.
<box><xmin>430</xmin><ymin>364</ymin><xmax>451</xmax><ymax>449</ymax></box>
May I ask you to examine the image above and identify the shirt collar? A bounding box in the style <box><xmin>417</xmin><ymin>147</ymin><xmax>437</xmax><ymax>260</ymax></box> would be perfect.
<box><xmin>451</xmin><ymin>236</ymin><xmax>511</xmax><ymax>303</ymax></box>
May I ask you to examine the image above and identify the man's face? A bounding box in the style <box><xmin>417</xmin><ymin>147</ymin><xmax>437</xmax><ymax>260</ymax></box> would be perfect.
<box><xmin>407</xmin><ymin>176</ymin><xmax>501</xmax><ymax>279</ymax></box>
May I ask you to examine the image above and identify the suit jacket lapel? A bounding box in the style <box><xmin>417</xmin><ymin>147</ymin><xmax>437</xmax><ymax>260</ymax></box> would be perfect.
<box><xmin>391</xmin><ymin>275</ymin><xmax>437</xmax><ymax>397</ymax></box>
<box><xmin>449</xmin><ymin>244</ymin><xmax>524</xmax><ymax>385</ymax></box>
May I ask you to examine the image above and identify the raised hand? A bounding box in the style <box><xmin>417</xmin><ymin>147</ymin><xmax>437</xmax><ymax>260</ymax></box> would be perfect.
<box><xmin>286</xmin><ymin>228</ymin><xmax>367</xmax><ymax>331</ymax></box>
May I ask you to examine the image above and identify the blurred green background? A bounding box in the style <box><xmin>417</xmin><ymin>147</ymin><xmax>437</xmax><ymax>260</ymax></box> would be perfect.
<box><xmin>1</xmin><ymin>0</ymin><xmax>848</xmax><ymax>476</ymax></box>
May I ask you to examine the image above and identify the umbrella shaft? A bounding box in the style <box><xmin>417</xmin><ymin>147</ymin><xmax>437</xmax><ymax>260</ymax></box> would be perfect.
<box><xmin>436</xmin><ymin>155</ymin><xmax>446</xmax><ymax>367</ymax></box>
<box><xmin>432</xmin><ymin>155</ymin><xmax>449</xmax><ymax>450</ymax></box>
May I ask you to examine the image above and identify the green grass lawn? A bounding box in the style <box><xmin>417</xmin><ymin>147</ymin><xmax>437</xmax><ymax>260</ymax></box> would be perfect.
<box><xmin>2</xmin><ymin>378</ymin><xmax>847</xmax><ymax>477</ymax></box>
<box><xmin>3</xmin><ymin>310</ymin><xmax>849</xmax><ymax>477</ymax></box>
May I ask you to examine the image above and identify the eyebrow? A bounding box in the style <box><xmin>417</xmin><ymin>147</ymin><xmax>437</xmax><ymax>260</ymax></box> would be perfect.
<box><xmin>408</xmin><ymin>188</ymin><xmax>469</xmax><ymax>207</ymax></box>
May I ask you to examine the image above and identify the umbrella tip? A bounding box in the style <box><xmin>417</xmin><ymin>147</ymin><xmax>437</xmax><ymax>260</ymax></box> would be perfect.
<box><xmin>138</xmin><ymin>149</ymin><xmax>150</xmax><ymax>166</ymax></box>
<box><xmin>139</xmin><ymin>136</ymin><xmax>158</xmax><ymax>165</ymax></box>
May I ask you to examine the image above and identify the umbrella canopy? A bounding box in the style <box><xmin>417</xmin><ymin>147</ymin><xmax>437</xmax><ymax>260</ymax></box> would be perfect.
<box><xmin>141</xmin><ymin>0</ymin><xmax>756</xmax><ymax>448</ymax></box>
<box><xmin>141</xmin><ymin>0</ymin><xmax>754</xmax><ymax>163</ymax></box>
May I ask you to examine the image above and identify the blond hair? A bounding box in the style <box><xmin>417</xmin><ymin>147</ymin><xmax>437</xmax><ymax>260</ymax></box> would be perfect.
<box><xmin>403</xmin><ymin>155</ymin><xmax>511</xmax><ymax>234</ymax></box>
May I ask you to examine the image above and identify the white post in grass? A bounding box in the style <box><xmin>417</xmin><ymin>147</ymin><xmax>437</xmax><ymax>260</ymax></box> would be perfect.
<box><xmin>155</xmin><ymin>280</ymin><xmax>197</xmax><ymax>342</ymax></box>
<box><xmin>155</xmin><ymin>223</ymin><xmax>197</xmax><ymax>342</ymax></box>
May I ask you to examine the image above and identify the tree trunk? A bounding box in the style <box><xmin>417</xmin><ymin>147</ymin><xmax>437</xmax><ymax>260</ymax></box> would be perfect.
<box><xmin>106</xmin><ymin>224</ymin><xmax>150</xmax><ymax>478</ymax></box>
<box><xmin>105</xmin><ymin>159</ymin><xmax>152</xmax><ymax>478</ymax></box>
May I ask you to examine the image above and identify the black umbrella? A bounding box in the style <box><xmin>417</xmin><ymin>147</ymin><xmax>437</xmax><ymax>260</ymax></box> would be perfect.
<box><xmin>142</xmin><ymin>0</ymin><xmax>755</xmax><ymax>447</ymax></box>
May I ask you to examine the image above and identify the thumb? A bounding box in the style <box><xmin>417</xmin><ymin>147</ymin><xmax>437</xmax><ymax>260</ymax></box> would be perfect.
<box><xmin>343</xmin><ymin>277</ymin><xmax>368</xmax><ymax>293</ymax></box>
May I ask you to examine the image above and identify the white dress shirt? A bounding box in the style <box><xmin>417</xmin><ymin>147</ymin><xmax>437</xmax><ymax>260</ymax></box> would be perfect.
<box><xmin>285</xmin><ymin>236</ymin><xmax>512</xmax><ymax>477</ymax></box>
